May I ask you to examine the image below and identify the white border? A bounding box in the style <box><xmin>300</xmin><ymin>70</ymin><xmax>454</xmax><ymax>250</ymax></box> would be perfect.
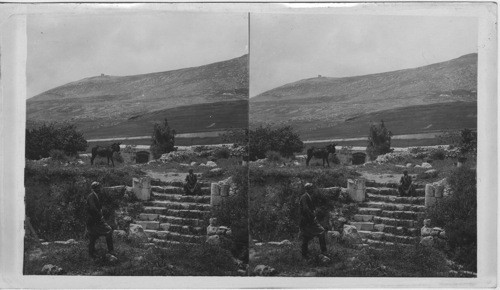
<box><xmin>0</xmin><ymin>2</ymin><xmax>497</xmax><ymax>289</ymax></box>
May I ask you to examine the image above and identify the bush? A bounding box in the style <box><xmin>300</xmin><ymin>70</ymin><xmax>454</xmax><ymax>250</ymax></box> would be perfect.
<box><xmin>265</xmin><ymin>151</ymin><xmax>283</xmax><ymax>163</ymax></box>
<box><xmin>49</xmin><ymin>149</ymin><xmax>68</xmax><ymax>162</ymax></box>
<box><xmin>26</xmin><ymin>122</ymin><xmax>88</xmax><ymax>160</ymax></box>
<box><xmin>249</xmin><ymin>167</ymin><xmax>359</xmax><ymax>241</ymax></box>
<box><xmin>213</xmin><ymin>147</ymin><xmax>231</xmax><ymax>159</ymax></box>
<box><xmin>438</xmin><ymin>129</ymin><xmax>477</xmax><ymax>154</ymax></box>
<box><xmin>211</xmin><ymin>166</ymin><xmax>248</xmax><ymax>262</ymax></box>
<box><xmin>417</xmin><ymin>169</ymin><xmax>439</xmax><ymax>180</ymax></box>
<box><xmin>426</xmin><ymin>167</ymin><xmax>476</xmax><ymax>271</ymax></box>
<box><xmin>366</xmin><ymin>120</ymin><xmax>392</xmax><ymax>161</ymax></box>
<box><xmin>249</xmin><ymin>125</ymin><xmax>304</xmax><ymax>161</ymax></box>
<box><xmin>429</xmin><ymin>148</ymin><xmax>446</xmax><ymax>160</ymax></box>
<box><xmin>151</xmin><ymin>118</ymin><xmax>176</xmax><ymax>159</ymax></box>
<box><xmin>24</xmin><ymin>163</ymin><xmax>141</xmax><ymax>240</ymax></box>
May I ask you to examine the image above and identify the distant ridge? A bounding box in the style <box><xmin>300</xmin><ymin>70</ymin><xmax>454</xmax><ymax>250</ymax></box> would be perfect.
<box><xmin>251</xmin><ymin>53</ymin><xmax>477</xmax><ymax>139</ymax></box>
<box><xmin>27</xmin><ymin>55</ymin><xmax>249</xmax><ymax>140</ymax></box>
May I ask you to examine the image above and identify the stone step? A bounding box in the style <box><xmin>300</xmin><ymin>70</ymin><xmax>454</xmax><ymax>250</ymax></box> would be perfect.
<box><xmin>151</xmin><ymin>180</ymin><xmax>210</xmax><ymax>188</ymax></box>
<box><xmin>363</xmin><ymin>238</ymin><xmax>413</xmax><ymax>248</ymax></box>
<box><xmin>144</xmin><ymin>229</ymin><xmax>205</xmax><ymax>243</ymax></box>
<box><xmin>366</xmin><ymin>187</ymin><xmax>425</xmax><ymax>197</ymax></box>
<box><xmin>143</xmin><ymin>207</ymin><xmax>210</xmax><ymax>219</ymax></box>
<box><xmin>373</xmin><ymin>224</ymin><xmax>420</xmax><ymax>237</ymax></box>
<box><xmin>373</xmin><ymin>216</ymin><xmax>419</xmax><ymax>228</ymax></box>
<box><xmin>365</xmin><ymin>181</ymin><xmax>425</xmax><ymax>189</ymax></box>
<box><xmin>158</xmin><ymin>215</ymin><xmax>206</xmax><ymax>227</ymax></box>
<box><xmin>159</xmin><ymin>223</ymin><xmax>206</xmax><ymax>235</ymax></box>
<box><xmin>358</xmin><ymin>208</ymin><xmax>383</xmax><ymax>215</ymax></box>
<box><xmin>150</xmin><ymin>238</ymin><xmax>199</xmax><ymax>247</ymax></box>
<box><xmin>367</xmin><ymin>193</ymin><xmax>425</xmax><ymax>205</ymax></box>
<box><xmin>350</xmin><ymin>222</ymin><xmax>375</xmax><ymax>231</ymax></box>
<box><xmin>360</xmin><ymin>202</ymin><xmax>426</xmax><ymax>212</ymax></box>
<box><xmin>359</xmin><ymin>231</ymin><xmax>418</xmax><ymax>244</ymax></box>
<box><xmin>353</xmin><ymin>214</ymin><xmax>374</xmax><ymax>222</ymax></box>
<box><xmin>378</xmin><ymin>210</ymin><xmax>426</xmax><ymax>220</ymax></box>
<box><xmin>151</xmin><ymin>186</ymin><xmax>211</xmax><ymax>195</ymax></box>
<box><xmin>135</xmin><ymin>220</ymin><xmax>161</xmax><ymax>230</ymax></box>
<box><xmin>146</xmin><ymin>200</ymin><xmax>211</xmax><ymax>211</ymax></box>
<box><xmin>151</xmin><ymin>192</ymin><xmax>211</xmax><ymax>204</ymax></box>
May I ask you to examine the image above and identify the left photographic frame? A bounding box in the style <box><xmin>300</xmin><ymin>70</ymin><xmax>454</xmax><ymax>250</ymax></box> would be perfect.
<box><xmin>23</xmin><ymin>5</ymin><xmax>249</xmax><ymax>277</ymax></box>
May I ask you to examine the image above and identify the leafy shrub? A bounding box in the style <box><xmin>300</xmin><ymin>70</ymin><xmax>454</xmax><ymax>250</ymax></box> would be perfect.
<box><xmin>151</xmin><ymin>118</ymin><xmax>176</xmax><ymax>159</ymax></box>
<box><xmin>213</xmin><ymin>146</ymin><xmax>231</xmax><ymax>159</ymax></box>
<box><xmin>265</xmin><ymin>150</ymin><xmax>283</xmax><ymax>163</ymax></box>
<box><xmin>49</xmin><ymin>149</ymin><xmax>68</xmax><ymax>162</ymax></box>
<box><xmin>249</xmin><ymin>125</ymin><xmax>303</xmax><ymax>161</ymax></box>
<box><xmin>366</xmin><ymin>120</ymin><xmax>392</xmax><ymax>161</ymax></box>
<box><xmin>429</xmin><ymin>147</ymin><xmax>446</xmax><ymax>160</ymax></box>
<box><xmin>26</xmin><ymin>122</ymin><xmax>88</xmax><ymax>160</ymax></box>
<box><xmin>426</xmin><ymin>167</ymin><xmax>476</xmax><ymax>271</ymax></box>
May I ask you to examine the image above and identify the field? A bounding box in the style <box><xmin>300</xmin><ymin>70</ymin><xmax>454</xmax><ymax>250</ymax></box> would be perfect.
<box><xmin>83</xmin><ymin>100</ymin><xmax>248</xmax><ymax>140</ymax></box>
<box><xmin>299</xmin><ymin>101</ymin><xmax>476</xmax><ymax>140</ymax></box>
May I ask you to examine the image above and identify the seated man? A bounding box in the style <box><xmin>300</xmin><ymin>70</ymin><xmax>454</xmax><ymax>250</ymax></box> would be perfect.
<box><xmin>184</xmin><ymin>169</ymin><xmax>200</xmax><ymax>195</ymax></box>
<box><xmin>398</xmin><ymin>170</ymin><xmax>415</xmax><ymax>197</ymax></box>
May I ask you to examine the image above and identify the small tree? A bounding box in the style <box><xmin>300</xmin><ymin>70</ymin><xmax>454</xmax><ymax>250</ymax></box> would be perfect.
<box><xmin>25</xmin><ymin>122</ymin><xmax>88</xmax><ymax>160</ymax></box>
<box><xmin>366</xmin><ymin>120</ymin><xmax>392</xmax><ymax>160</ymax></box>
<box><xmin>151</xmin><ymin>118</ymin><xmax>176</xmax><ymax>159</ymax></box>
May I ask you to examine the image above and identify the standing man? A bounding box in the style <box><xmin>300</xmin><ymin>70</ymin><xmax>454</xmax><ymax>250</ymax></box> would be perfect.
<box><xmin>398</xmin><ymin>170</ymin><xmax>414</xmax><ymax>197</ymax></box>
<box><xmin>86</xmin><ymin>181</ymin><xmax>114</xmax><ymax>258</ymax></box>
<box><xmin>299</xmin><ymin>183</ymin><xmax>327</xmax><ymax>259</ymax></box>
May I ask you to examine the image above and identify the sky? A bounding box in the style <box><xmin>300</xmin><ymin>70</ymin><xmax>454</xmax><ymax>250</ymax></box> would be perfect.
<box><xmin>250</xmin><ymin>14</ymin><xmax>478</xmax><ymax>97</ymax></box>
<box><xmin>27</xmin><ymin>12</ymin><xmax>248</xmax><ymax>98</ymax></box>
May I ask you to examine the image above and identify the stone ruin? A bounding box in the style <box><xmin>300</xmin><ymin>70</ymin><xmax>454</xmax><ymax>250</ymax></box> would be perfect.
<box><xmin>420</xmin><ymin>219</ymin><xmax>447</xmax><ymax>248</ymax></box>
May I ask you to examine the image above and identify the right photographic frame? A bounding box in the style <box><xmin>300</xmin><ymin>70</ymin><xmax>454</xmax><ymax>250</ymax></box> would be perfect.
<box><xmin>248</xmin><ymin>4</ymin><xmax>496</xmax><ymax>285</ymax></box>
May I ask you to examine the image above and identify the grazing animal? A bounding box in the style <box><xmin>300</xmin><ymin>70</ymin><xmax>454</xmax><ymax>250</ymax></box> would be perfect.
<box><xmin>306</xmin><ymin>143</ymin><xmax>337</xmax><ymax>167</ymax></box>
<box><xmin>91</xmin><ymin>143</ymin><xmax>121</xmax><ymax>167</ymax></box>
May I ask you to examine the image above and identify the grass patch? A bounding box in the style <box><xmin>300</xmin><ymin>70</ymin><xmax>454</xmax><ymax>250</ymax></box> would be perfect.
<box><xmin>250</xmin><ymin>239</ymin><xmax>450</xmax><ymax>277</ymax></box>
<box><xmin>24</xmin><ymin>239</ymin><xmax>241</xmax><ymax>276</ymax></box>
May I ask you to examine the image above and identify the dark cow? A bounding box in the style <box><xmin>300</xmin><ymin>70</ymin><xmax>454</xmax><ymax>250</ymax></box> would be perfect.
<box><xmin>91</xmin><ymin>143</ymin><xmax>121</xmax><ymax>167</ymax></box>
<box><xmin>306</xmin><ymin>143</ymin><xmax>337</xmax><ymax>167</ymax></box>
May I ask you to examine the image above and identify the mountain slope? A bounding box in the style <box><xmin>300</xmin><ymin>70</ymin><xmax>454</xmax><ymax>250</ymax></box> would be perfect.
<box><xmin>250</xmin><ymin>53</ymin><xmax>477</xmax><ymax>138</ymax></box>
<box><xmin>27</xmin><ymin>55</ymin><xmax>249</xmax><ymax>136</ymax></box>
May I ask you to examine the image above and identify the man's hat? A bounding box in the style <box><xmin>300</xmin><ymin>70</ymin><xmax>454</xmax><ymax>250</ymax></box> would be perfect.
<box><xmin>91</xmin><ymin>181</ymin><xmax>100</xmax><ymax>189</ymax></box>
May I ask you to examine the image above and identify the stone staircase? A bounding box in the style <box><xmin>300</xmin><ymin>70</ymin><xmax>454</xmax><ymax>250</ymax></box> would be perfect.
<box><xmin>134</xmin><ymin>180</ymin><xmax>212</xmax><ymax>247</ymax></box>
<box><xmin>352</xmin><ymin>180</ymin><xmax>426</xmax><ymax>248</ymax></box>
